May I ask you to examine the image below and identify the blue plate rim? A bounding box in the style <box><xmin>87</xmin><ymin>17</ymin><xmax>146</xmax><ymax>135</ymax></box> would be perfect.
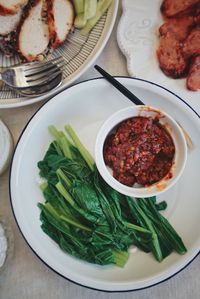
<box><xmin>9</xmin><ymin>76</ymin><xmax>200</xmax><ymax>293</ymax></box>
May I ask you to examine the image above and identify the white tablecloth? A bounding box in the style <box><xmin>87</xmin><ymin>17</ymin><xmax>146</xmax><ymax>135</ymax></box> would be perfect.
<box><xmin>0</xmin><ymin>2</ymin><xmax>199</xmax><ymax>298</ymax></box>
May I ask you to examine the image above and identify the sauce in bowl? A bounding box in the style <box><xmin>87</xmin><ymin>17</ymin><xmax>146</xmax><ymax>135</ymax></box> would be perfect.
<box><xmin>103</xmin><ymin>116</ymin><xmax>175</xmax><ymax>187</ymax></box>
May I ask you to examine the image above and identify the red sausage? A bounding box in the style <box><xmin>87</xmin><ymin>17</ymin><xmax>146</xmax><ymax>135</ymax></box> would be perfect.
<box><xmin>159</xmin><ymin>15</ymin><xmax>194</xmax><ymax>41</ymax></box>
<box><xmin>183</xmin><ymin>28</ymin><xmax>200</xmax><ymax>58</ymax></box>
<box><xmin>157</xmin><ymin>31</ymin><xmax>186</xmax><ymax>78</ymax></box>
<box><xmin>187</xmin><ymin>55</ymin><xmax>200</xmax><ymax>90</ymax></box>
<box><xmin>161</xmin><ymin>0</ymin><xmax>199</xmax><ymax>18</ymax></box>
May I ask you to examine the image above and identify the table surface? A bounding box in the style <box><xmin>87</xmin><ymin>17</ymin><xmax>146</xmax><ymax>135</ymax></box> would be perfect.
<box><xmin>0</xmin><ymin>2</ymin><xmax>200</xmax><ymax>298</ymax></box>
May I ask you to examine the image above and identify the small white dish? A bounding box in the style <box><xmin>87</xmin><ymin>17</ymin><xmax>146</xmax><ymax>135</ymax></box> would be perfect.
<box><xmin>95</xmin><ymin>105</ymin><xmax>187</xmax><ymax>198</ymax></box>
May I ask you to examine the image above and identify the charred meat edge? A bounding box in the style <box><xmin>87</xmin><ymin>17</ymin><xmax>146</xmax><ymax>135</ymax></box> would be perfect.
<box><xmin>0</xmin><ymin>1</ymin><xmax>28</xmax><ymax>16</ymax></box>
<box><xmin>47</xmin><ymin>0</ymin><xmax>74</xmax><ymax>49</ymax></box>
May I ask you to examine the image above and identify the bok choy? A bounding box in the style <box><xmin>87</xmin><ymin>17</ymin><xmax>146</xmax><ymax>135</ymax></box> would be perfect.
<box><xmin>37</xmin><ymin>125</ymin><xmax>186</xmax><ymax>267</ymax></box>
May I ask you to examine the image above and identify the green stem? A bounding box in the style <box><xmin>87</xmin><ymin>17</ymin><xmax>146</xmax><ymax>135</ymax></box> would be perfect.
<box><xmin>65</xmin><ymin>125</ymin><xmax>95</xmax><ymax>171</ymax></box>
<box><xmin>113</xmin><ymin>250</ymin><xmax>129</xmax><ymax>268</ymax></box>
<box><xmin>56</xmin><ymin>168</ymin><xmax>72</xmax><ymax>188</ymax></box>
<box><xmin>134</xmin><ymin>200</ymin><xmax>163</xmax><ymax>262</ymax></box>
<box><xmin>56</xmin><ymin>182</ymin><xmax>75</xmax><ymax>206</ymax></box>
<box><xmin>40</xmin><ymin>182</ymin><xmax>48</xmax><ymax>191</ymax></box>
<box><xmin>125</xmin><ymin>222</ymin><xmax>152</xmax><ymax>235</ymax></box>
<box><xmin>60</xmin><ymin>215</ymin><xmax>91</xmax><ymax>232</ymax></box>
<box><xmin>81</xmin><ymin>0</ymin><xmax>113</xmax><ymax>34</ymax></box>
<box><xmin>48</xmin><ymin>125</ymin><xmax>60</xmax><ymax>140</ymax></box>
<box><xmin>73</xmin><ymin>0</ymin><xmax>84</xmax><ymax>14</ymax></box>
<box><xmin>60</xmin><ymin>136</ymin><xmax>72</xmax><ymax>159</ymax></box>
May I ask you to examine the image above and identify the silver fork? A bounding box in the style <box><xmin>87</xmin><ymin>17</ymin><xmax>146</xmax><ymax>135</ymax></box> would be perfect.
<box><xmin>0</xmin><ymin>57</ymin><xmax>65</xmax><ymax>89</ymax></box>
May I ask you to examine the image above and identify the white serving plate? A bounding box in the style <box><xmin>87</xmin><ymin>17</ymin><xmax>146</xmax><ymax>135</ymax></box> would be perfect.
<box><xmin>10</xmin><ymin>78</ymin><xmax>200</xmax><ymax>291</ymax></box>
<box><xmin>117</xmin><ymin>0</ymin><xmax>199</xmax><ymax>112</ymax></box>
<box><xmin>0</xmin><ymin>0</ymin><xmax>118</xmax><ymax>109</ymax></box>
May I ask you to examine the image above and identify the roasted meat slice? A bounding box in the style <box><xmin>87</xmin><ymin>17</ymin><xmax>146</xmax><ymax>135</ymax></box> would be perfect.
<box><xmin>17</xmin><ymin>0</ymin><xmax>49</xmax><ymax>61</ymax></box>
<box><xmin>0</xmin><ymin>0</ymin><xmax>28</xmax><ymax>15</ymax></box>
<box><xmin>157</xmin><ymin>31</ymin><xmax>186</xmax><ymax>78</ymax></box>
<box><xmin>194</xmin><ymin>13</ymin><xmax>200</xmax><ymax>25</ymax></box>
<box><xmin>187</xmin><ymin>56</ymin><xmax>200</xmax><ymax>90</ymax></box>
<box><xmin>194</xmin><ymin>4</ymin><xmax>200</xmax><ymax>24</ymax></box>
<box><xmin>159</xmin><ymin>15</ymin><xmax>195</xmax><ymax>41</ymax></box>
<box><xmin>183</xmin><ymin>28</ymin><xmax>200</xmax><ymax>58</ymax></box>
<box><xmin>161</xmin><ymin>0</ymin><xmax>199</xmax><ymax>18</ymax></box>
<box><xmin>0</xmin><ymin>9</ymin><xmax>22</xmax><ymax>36</ymax></box>
<box><xmin>47</xmin><ymin>0</ymin><xmax>74</xmax><ymax>49</ymax></box>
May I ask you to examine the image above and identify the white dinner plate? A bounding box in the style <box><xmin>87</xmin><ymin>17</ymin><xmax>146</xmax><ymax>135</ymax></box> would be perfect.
<box><xmin>0</xmin><ymin>0</ymin><xmax>118</xmax><ymax>109</ymax></box>
<box><xmin>10</xmin><ymin>78</ymin><xmax>200</xmax><ymax>292</ymax></box>
<box><xmin>117</xmin><ymin>0</ymin><xmax>199</xmax><ymax>111</ymax></box>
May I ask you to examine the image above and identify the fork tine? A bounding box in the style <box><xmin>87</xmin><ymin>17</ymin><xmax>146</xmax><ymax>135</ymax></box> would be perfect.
<box><xmin>26</xmin><ymin>67</ymin><xmax>59</xmax><ymax>82</ymax></box>
<box><xmin>23</xmin><ymin>56</ymin><xmax>64</xmax><ymax>73</ymax></box>
<box><xmin>25</xmin><ymin>60</ymin><xmax>65</xmax><ymax>77</ymax></box>
<box><xmin>26</xmin><ymin>63</ymin><xmax>65</xmax><ymax>82</ymax></box>
<box><xmin>26</xmin><ymin>69</ymin><xmax>62</xmax><ymax>87</ymax></box>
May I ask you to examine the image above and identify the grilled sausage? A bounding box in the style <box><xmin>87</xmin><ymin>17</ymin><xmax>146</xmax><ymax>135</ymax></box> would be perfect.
<box><xmin>187</xmin><ymin>55</ymin><xmax>200</xmax><ymax>90</ymax></box>
<box><xmin>159</xmin><ymin>15</ymin><xmax>195</xmax><ymax>41</ymax></box>
<box><xmin>161</xmin><ymin>0</ymin><xmax>199</xmax><ymax>18</ymax></box>
<box><xmin>157</xmin><ymin>31</ymin><xmax>186</xmax><ymax>78</ymax></box>
<box><xmin>183</xmin><ymin>28</ymin><xmax>200</xmax><ymax>58</ymax></box>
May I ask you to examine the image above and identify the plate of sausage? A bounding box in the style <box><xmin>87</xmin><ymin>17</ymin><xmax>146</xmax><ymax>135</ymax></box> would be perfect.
<box><xmin>117</xmin><ymin>0</ymin><xmax>200</xmax><ymax>111</ymax></box>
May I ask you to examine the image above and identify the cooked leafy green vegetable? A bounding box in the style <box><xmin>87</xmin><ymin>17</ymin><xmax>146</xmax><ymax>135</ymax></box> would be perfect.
<box><xmin>73</xmin><ymin>0</ymin><xmax>113</xmax><ymax>33</ymax></box>
<box><xmin>37</xmin><ymin>125</ymin><xmax>187</xmax><ymax>267</ymax></box>
<box><xmin>84</xmin><ymin>0</ymin><xmax>97</xmax><ymax>20</ymax></box>
<box><xmin>73</xmin><ymin>0</ymin><xmax>84</xmax><ymax>14</ymax></box>
<box><xmin>81</xmin><ymin>0</ymin><xmax>113</xmax><ymax>34</ymax></box>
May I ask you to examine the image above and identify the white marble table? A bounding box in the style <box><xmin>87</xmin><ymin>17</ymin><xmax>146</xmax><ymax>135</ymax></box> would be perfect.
<box><xmin>0</xmin><ymin>3</ymin><xmax>200</xmax><ymax>298</ymax></box>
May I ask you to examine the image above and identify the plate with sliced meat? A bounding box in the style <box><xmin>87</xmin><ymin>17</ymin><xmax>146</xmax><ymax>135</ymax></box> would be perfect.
<box><xmin>0</xmin><ymin>0</ymin><xmax>119</xmax><ymax>108</ymax></box>
<box><xmin>117</xmin><ymin>0</ymin><xmax>200</xmax><ymax>112</ymax></box>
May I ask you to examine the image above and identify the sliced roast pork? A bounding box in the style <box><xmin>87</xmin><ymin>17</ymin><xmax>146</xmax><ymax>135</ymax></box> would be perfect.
<box><xmin>0</xmin><ymin>0</ymin><xmax>28</xmax><ymax>15</ymax></box>
<box><xmin>0</xmin><ymin>9</ymin><xmax>22</xmax><ymax>36</ymax></box>
<box><xmin>0</xmin><ymin>7</ymin><xmax>23</xmax><ymax>56</ymax></box>
<box><xmin>17</xmin><ymin>0</ymin><xmax>49</xmax><ymax>61</ymax></box>
<box><xmin>47</xmin><ymin>0</ymin><xmax>74</xmax><ymax>49</ymax></box>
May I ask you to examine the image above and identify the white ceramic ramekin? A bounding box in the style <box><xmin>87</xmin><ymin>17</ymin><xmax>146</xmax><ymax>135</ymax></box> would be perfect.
<box><xmin>95</xmin><ymin>106</ymin><xmax>187</xmax><ymax>198</ymax></box>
